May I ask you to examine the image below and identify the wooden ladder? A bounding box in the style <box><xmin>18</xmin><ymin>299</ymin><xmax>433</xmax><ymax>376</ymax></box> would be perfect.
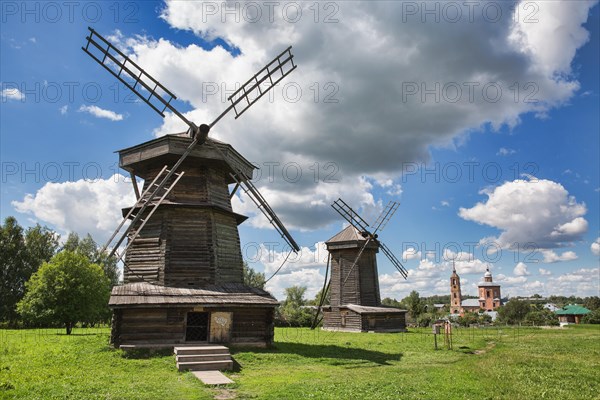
<box><xmin>101</xmin><ymin>165</ymin><xmax>185</xmax><ymax>262</ymax></box>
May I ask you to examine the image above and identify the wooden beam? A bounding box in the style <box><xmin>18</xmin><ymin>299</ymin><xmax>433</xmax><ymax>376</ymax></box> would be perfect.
<box><xmin>130</xmin><ymin>172</ymin><xmax>141</xmax><ymax>200</ymax></box>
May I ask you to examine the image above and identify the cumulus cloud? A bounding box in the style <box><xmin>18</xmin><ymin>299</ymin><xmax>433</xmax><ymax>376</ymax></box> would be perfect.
<box><xmin>496</xmin><ymin>274</ymin><xmax>528</xmax><ymax>285</ymax></box>
<box><xmin>591</xmin><ymin>237</ymin><xmax>600</xmax><ymax>256</ymax></box>
<box><xmin>539</xmin><ymin>268</ymin><xmax>552</xmax><ymax>276</ymax></box>
<box><xmin>12</xmin><ymin>175</ymin><xmax>135</xmax><ymax>242</ymax></box>
<box><xmin>102</xmin><ymin>0</ymin><xmax>597</xmax><ymax>230</ymax></box>
<box><xmin>539</xmin><ymin>249</ymin><xmax>578</xmax><ymax>263</ymax></box>
<box><xmin>402</xmin><ymin>247</ymin><xmax>421</xmax><ymax>261</ymax></box>
<box><xmin>78</xmin><ymin>105</ymin><xmax>124</xmax><ymax>121</ymax></box>
<box><xmin>546</xmin><ymin>268</ymin><xmax>600</xmax><ymax>296</ymax></box>
<box><xmin>459</xmin><ymin>177</ymin><xmax>588</xmax><ymax>250</ymax></box>
<box><xmin>513</xmin><ymin>262</ymin><xmax>530</xmax><ymax>276</ymax></box>
<box><xmin>1</xmin><ymin>87</ymin><xmax>25</xmax><ymax>101</ymax></box>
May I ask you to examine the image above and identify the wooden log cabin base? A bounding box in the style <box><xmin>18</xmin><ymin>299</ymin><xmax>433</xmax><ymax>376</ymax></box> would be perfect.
<box><xmin>109</xmin><ymin>282</ymin><xmax>277</xmax><ymax>347</ymax></box>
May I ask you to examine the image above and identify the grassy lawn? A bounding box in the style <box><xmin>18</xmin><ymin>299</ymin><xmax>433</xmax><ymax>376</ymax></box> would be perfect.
<box><xmin>1</xmin><ymin>325</ymin><xmax>598</xmax><ymax>399</ymax></box>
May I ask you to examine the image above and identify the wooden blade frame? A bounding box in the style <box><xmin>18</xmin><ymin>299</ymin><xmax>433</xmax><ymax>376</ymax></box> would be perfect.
<box><xmin>82</xmin><ymin>27</ymin><xmax>197</xmax><ymax>134</ymax></box>
<box><xmin>208</xmin><ymin>46</ymin><xmax>297</xmax><ymax>128</ymax></box>
<box><xmin>379</xmin><ymin>242</ymin><xmax>408</xmax><ymax>279</ymax></box>
<box><xmin>331</xmin><ymin>198</ymin><xmax>406</xmax><ymax>285</ymax></box>
<box><xmin>331</xmin><ymin>198</ymin><xmax>370</xmax><ymax>234</ymax></box>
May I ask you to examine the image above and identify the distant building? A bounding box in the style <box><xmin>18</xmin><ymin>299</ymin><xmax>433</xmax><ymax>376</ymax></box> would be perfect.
<box><xmin>477</xmin><ymin>268</ymin><xmax>502</xmax><ymax>312</ymax></box>
<box><xmin>449</xmin><ymin>266</ymin><xmax>502</xmax><ymax>315</ymax></box>
<box><xmin>555</xmin><ymin>304</ymin><xmax>591</xmax><ymax>325</ymax></box>
<box><xmin>543</xmin><ymin>303</ymin><xmax>559</xmax><ymax>312</ymax></box>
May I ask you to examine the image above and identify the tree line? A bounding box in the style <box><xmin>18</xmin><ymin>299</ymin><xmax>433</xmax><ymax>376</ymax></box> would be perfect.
<box><xmin>1</xmin><ymin>217</ymin><xmax>117</xmax><ymax>333</ymax></box>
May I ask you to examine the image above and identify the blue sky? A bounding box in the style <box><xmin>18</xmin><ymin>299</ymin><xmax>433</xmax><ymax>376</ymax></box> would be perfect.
<box><xmin>1</xmin><ymin>1</ymin><xmax>598</xmax><ymax>300</ymax></box>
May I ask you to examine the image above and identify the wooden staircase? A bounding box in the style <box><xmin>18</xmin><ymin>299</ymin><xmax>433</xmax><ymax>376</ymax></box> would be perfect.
<box><xmin>174</xmin><ymin>345</ymin><xmax>233</xmax><ymax>372</ymax></box>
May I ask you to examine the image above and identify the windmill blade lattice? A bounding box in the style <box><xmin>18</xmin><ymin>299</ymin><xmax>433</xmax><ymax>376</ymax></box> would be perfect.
<box><xmin>379</xmin><ymin>242</ymin><xmax>408</xmax><ymax>279</ymax></box>
<box><xmin>331</xmin><ymin>198</ymin><xmax>370</xmax><ymax>234</ymax></box>
<box><xmin>82</xmin><ymin>27</ymin><xmax>198</xmax><ymax>134</ymax></box>
<box><xmin>330</xmin><ymin>199</ymin><xmax>407</xmax><ymax>284</ymax></box>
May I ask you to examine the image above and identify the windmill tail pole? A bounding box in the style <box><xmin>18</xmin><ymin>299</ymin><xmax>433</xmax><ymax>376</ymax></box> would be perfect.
<box><xmin>311</xmin><ymin>253</ymin><xmax>331</xmax><ymax>330</ymax></box>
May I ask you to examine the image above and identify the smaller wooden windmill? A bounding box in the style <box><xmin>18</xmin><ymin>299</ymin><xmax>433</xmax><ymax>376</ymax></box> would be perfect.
<box><xmin>315</xmin><ymin>198</ymin><xmax>408</xmax><ymax>332</ymax></box>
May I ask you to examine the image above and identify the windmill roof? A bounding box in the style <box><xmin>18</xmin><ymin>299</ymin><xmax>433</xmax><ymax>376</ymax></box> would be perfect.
<box><xmin>326</xmin><ymin>225</ymin><xmax>366</xmax><ymax>243</ymax></box>
<box><xmin>117</xmin><ymin>134</ymin><xmax>255</xmax><ymax>181</ymax></box>
<box><xmin>555</xmin><ymin>304</ymin><xmax>591</xmax><ymax>315</ymax></box>
<box><xmin>325</xmin><ymin>225</ymin><xmax>379</xmax><ymax>251</ymax></box>
<box><xmin>343</xmin><ymin>304</ymin><xmax>407</xmax><ymax>314</ymax></box>
<box><xmin>109</xmin><ymin>282</ymin><xmax>278</xmax><ymax>308</ymax></box>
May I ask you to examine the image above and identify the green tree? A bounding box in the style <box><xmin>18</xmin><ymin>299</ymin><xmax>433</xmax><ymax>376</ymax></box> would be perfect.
<box><xmin>242</xmin><ymin>262</ymin><xmax>266</xmax><ymax>289</ymax></box>
<box><xmin>497</xmin><ymin>299</ymin><xmax>531</xmax><ymax>325</ymax></box>
<box><xmin>276</xmin><ymin>286</ymin><xmax>313</xmax><ymax>327</ymax></box>
<box><xmin>0</xmin><ymin>217</ymin><xmax>58</xmax><ymax>325</ymax></box>
<box><xmin>62</xmin><ymin>233</ymin><xmax>119</xmax><ymax>286</ymax></box>
<box><xmin>524</xmin><ymin>309</ymin><xmax>559</xmax><ymax>326</ymax></box>
<box><xmin>17</xmin><ymin>251</ymin><xmax>111</xmax><ymax>334</ymax></box>
<box><xmin>583</xmin><ymin>296</ymin><xmax>600</xmax><ymax>311</ymax></box>
<box><xmin>402</xmin><ymin>290</ymin><xmax>425</xmax><ymax>321</ymax></box>
<box><xmin>381</xmin><ymin>297</ymin><xmax>402</xmax><ymax>308</ymax></box>
<box><xmin>582</xmin><ymin>309</ymin><xmax>600</xmax><ymax>324</ymax></box>
<box><xmin>311</xmin><ymin>286</ymin><xmax>331</xmax><ymax>306</ymax></box>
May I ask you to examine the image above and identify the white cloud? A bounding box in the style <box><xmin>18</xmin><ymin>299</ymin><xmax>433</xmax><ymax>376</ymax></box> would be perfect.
<box><xmin>497</xmin><ymin>147</ymin><xmax>516</xmax><ymax>156</ymax></box>
<box><xmin>513</xmin><ymin>262</ymin><xmax>530</xmax><ymax>276</ymax></box>
<box><xmin>402</xmin><ymin>247</ymin><xmax>421</xmax><ymax>261</ymax></box>
<box><xmin>459</xmin><ymin>177</ymin><xmax>588</xmax><ymax>250</ymax></box>
<box><xmin>540</xmin><ymin>249</ymin><xmax>578</xmax><ymax>263</ymax></box>
<box><xmin>78</xmin><ymin>105</ymin><xmax>124</xmax><ymax>121</ymax></box>
<box><xmin>441</xmin><ymin>200</ymin><xmax>450</xmax><ymax>207</ymax></box>
<box><xmin>496</xmin><ymin>274</ymin><xmax>528</xmax><ymax>285</ymax></box>
<box><xmin>509</xmin><ymin>0</ymin><xmax>597</xmax><ymax>75</ymax></box>
<box><xmin>12</xmin><ymin>175</ymin><xmax>135</xmax><ymax>242</ymax></box>
<box><xmin>591</xmin><ymin>237</ymin><xmax>600</xmax><ymax>256</ymax></box>
<box><xmin>105</xmin><ymin>0</ymin><xmax>596</xmax><ymax>231</ymax></box>
<box><xmin>538</xmin><ymin>268</ymin><xmax>552</xmax><ymax>276</ymax></box>
<box><xmin>1</xmin><ymin>88</ymin><xmax>25</xmax><ymax>101</ymax></box>
<box><xmin>59</xmin><ymin>105</ymin><xmax>68</xmax><ymax>115</ymax></box>
<box><xmin>28</xmin><ymin>37</ymin><xmax>36</xmax><ymax>43</ymax></box>
<box><xmin>545</xmin><ymin>268</ymin><xmax>600</xmax><ymax>296</ymax></box>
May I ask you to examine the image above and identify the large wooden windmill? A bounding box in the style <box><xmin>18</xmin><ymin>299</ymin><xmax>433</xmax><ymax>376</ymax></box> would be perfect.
<box><xmin>82</xmin><ymin>27</ymin><xmax>299</xmax><ymax>347</ymax></box>
<box><xmin>316</xmin><ymin>199</ymin><xmax>408</xmax><ymax>332</ymax></box>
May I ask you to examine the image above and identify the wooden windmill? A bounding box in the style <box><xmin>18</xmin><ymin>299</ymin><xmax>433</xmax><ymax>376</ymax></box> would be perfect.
<box><xmin>315</xmin><ymin>198</ymin><xmax>408</xmax><ymax>332</ymax></box>
<box><xmin>82</xmin><ymin>27</ymin><xmax>299</xmax><ymax>347</ymax></box>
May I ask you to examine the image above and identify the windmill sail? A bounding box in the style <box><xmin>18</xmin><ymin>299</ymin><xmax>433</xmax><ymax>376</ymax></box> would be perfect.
<box><xmin>82</xmin><ymin>27</ymin><xmax>197</xmax><ymax>132</ymax></box>
<box><xmin>379</xmin><ymin>242</ymin><xmax>408</xmax><ymax>279</ymax></box>
<box><xmin>330</xmin><ymin>198</ymin><xmax>407</xmax><ymax>284</ymax></box>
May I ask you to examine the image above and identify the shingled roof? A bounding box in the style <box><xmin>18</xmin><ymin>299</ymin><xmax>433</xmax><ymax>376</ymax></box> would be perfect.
<box><xmin>109</xmin><ymin>282</ymin><xmax>278</xmax><ymax>308</ymax></box>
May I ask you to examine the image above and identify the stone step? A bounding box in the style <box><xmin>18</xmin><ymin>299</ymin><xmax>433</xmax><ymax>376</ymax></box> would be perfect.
<box><xmin>177</xmin><ymin>354</ymin><xmax>231</xmax><ymax>363</ymax></box>
<box><xmin>177</xmin><ymin>360</ymin><xmax>234</xmax><ymax>372</ymax></box>
<box><xmin>174</xmin><ymin>346</ymin><xmax>229</xmax><ymax>356</ymax></box>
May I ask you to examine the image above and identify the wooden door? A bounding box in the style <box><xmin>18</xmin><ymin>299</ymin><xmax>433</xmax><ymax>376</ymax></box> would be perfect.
<box><xmin>210</xmin><ymin>312</ymin><xmax>233</xmax><ymax>343</ymax></box>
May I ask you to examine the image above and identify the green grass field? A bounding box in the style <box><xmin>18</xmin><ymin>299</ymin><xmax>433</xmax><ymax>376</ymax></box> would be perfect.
<box><xmin>1</xmin><ymin>325</ymin><xmax>599</xmax><ymax>399</ymax></box>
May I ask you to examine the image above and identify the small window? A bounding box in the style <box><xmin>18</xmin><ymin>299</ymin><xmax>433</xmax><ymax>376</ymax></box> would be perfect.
<box><xmin>487</xmin><ymin>290</ymin><xmax>491</xmax><ymax>298</ymax></box>
<box><xmin>340</xmin><ymin>312</ymin><xmax>347</xmax><ymax>327</ymax></box>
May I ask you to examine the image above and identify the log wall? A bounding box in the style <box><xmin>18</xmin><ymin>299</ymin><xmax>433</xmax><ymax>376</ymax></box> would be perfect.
<box><xmin>329</xmin><ymin>248</ymin><xmax>380</xmax><ymax>307</ymax></box>
<box><xmin>111</xmin><ymin>306</ymin><xmax>275</xmax><ymax>346</ymax></box>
